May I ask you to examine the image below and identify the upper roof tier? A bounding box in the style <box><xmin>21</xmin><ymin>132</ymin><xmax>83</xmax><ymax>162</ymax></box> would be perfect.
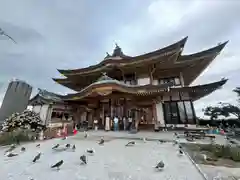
<box><xmin>53</xmin><ymin>37</ymin><xmax>228</xmax><ymax>91</ymax></box>
<box><xmin>56</xmin><ymin>37</ymin><xmax>188</xmax><ymax>76</ymax></box>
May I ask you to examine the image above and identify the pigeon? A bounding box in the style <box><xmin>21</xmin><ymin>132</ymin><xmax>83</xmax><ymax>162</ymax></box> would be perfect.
<box><xmin>6</xmin><ymin>144</ymin><xmax>16</xmax><ymax>153</ymax></box>
<box><xmin>62</xmin><ymin>137</ymin><xmax>66</xmax><ymax>140</ymax></box>
<box><xmin>52</xmin><ymin>144</ymin><xmax>60</xmax><ymax>149</ymax></box>
<box><xmin>51</xmin><ymin>160</ymin><xmax>64</xmax><ymax>170</ymax></box>
<box><xmin>0</xmin><ymin>28</ymin><xmax>17</xmax><ymax>44</ymax></box>
<box><xmin>179</xmin><ymin>149</ymin><xmax>183</xmax><ymax>155</ymax></box>
<box><xmin>7</xmin><ymin>152</ymin><xmax>18</xmax><ymax>157</ymax></box>
<box><xmin>125</xmin><ymin>141</ymin><xmax>135</xmax><ymax>146</ymax></box>
<box><xmin>179</xmin><ymin>145</ymin><xmax>182</xmax><ymax>149</ymax></box>
<box><xmin>65</xmin><ymin>144</ymin><xmax>70</xmax><ymax>148</ymax></box>
<box><xmin>80</xmin><ymin>155</ymin><xmax>87</xmax><ymax>164</ymax></box>
<box><xmin>173</xmin><ymin>140</ymin><xmax>178</xmax><ymax>146</ymax></box>
<box><xmin>72</xmin><ymin>145</ymin><xmax>76</xmax><ymax>151</ymax></box>
<box><xmin>143</xmin><ymin>138</ymin><xmax>146</xmax><ymax>143</ymax></box>
<box><xmin>32</xmin><ymin>153</ymin><xmax>41</xmax><ymax>163</ymax></box>
<box><xmin>36</xmin><ymin>144</ymin><xmax>40</xmax><ymax>148</ymax></box>
<box><xmin>159</xmin><ymin>140</ymin><xmax>167</xmax><ymax>143</ymax></box>
<box><xmin>21</xmin><ymin>147</ymin><xmax>26</xmax><ymax>152</ymax></box>
<box><xmin>86</xmin><ymin>149</ymin><xmax>94</xmax><ymax>155</ymax></box>
<box><xmin>84</xmin><ymin>131</ymin><xmax>88</xmax><ymax>138</ymax></box>
<box><xmin>155</xmin><ymin>161</ymin><xmax>164</xmax><ymax>170</ymax></box>
<box><xmin>98</xmin><ymin>138</ymin><xmax>104</xmax><ymax>145</ymax></box>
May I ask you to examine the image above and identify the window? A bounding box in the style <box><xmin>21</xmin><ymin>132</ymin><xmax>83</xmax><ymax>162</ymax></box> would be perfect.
<box><xmin>184</xmin><ymin>101</ymin><xmax>194</xmax><ymax>123</ymax></box>
<box><xmin>163</xmin><ymin>103</ymin><xmax>171</xmax><ymax>124</ymax></box>
<box><xmin>177</xmin><ymin>101</ymin><xmax>186</xmax><ymax>123</ymax></box>
<box><xmin>158</xmin><ymin>77</ymin><xmax>181</xmax><ymax>86</ymax></box>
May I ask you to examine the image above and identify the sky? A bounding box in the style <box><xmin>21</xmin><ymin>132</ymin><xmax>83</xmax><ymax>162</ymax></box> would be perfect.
<box><xmin>0</xmin><ymin>0</ymin><xmax>240</xmax><ymax>117</ymax></box>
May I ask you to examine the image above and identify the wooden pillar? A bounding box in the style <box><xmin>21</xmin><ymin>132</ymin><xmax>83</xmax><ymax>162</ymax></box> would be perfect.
<box><xmin>152</xmin><ymin>102</ymin><xmax>158</xmax><ymax>130</ymax></box>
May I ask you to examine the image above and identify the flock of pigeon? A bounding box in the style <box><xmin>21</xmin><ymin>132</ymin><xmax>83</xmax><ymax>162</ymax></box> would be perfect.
<box><xmin>3</xmin><ymin>131</ymin><xmax>184</xmax><ymax>177</ymax></box>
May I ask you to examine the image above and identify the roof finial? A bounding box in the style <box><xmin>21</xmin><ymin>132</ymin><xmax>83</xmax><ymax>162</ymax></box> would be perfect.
<box><xmin>102</xmin><ymin>72</ymin><xmax>107</xmax><ymax>76</ymax></box>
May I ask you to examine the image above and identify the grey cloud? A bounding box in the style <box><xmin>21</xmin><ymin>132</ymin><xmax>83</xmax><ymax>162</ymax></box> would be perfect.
<box><xmin>0</xmin><ymin>0</ymin><xmax>239</xmax><ymax>117</ymax></box>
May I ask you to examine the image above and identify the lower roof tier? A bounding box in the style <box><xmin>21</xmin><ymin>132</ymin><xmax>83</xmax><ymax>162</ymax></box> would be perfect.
<box><xmin>29</xmin><ymin>79</ymin><xmax>227</xmax><ymax>106</ymax></box>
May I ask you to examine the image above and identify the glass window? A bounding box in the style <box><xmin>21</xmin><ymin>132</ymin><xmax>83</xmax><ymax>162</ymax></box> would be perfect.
<box><xmin>163</xmin><ymin>103</ymin><xmax>171</xmax><ymax>124</ymax></box>
<box><xmin>177</xmin><ymin>102</ymin><xmax>186</xmax><ymax>124</ymax></box>
<box><xmin>184</xmin><ymin>101</ymin><xmax>194</xmax><ymax>123</ymax></box>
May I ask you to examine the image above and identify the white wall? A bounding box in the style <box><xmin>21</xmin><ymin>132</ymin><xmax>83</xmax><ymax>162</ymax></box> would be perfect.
<box><xmin>156</xmin><ymin>102</ymin><xmax>165</xmax><ymax>126</ymax></box>
<box><xmin>137</xmin><ymin>77</ymin><xmax>150</xmax><ymax>85</ymax></box>
<box><xmin>39</xmin><ymin>105</ymin><xmax>49</xmax><ymax>125</ymax></box>
<box><xmin>32</xmin><ymin>105</ymin><xmax>49</xmax><ymax>125</ymax></box>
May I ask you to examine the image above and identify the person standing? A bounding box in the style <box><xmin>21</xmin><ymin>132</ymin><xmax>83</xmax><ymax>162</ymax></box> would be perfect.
<box><xmin>123</xmin><ymin>117</ymin><xmax>127</xmax><ymax>131</ymax></box>
<box><xmin>105</xmin><ymin>115</ymin><xmax>110</xmax><ymax>131</ymax></box>
<box><xmin>94</xmin><ymin>118</ymin><xmax>98</xmax><ymax>131</ymax></box>
<box><xmin>113</xmin><ymin>116</ymin><xmax>119</xmax><ymax>131</ymax></box>
<box><xmin>128</xmin><ymin>116</ymin><xmax>132</xmax><ymax>131</ymax></box>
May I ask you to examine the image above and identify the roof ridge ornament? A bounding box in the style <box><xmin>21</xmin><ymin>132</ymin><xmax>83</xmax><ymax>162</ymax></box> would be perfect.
<box><xmin>112</xmin><ymin>43</ymin><xmax>124</xmax><ymax>57</ymax></box>
<box><xmin>104</xmin><ymin>52</ymin><xmax>111</xmax><ymax>59</ymax></box>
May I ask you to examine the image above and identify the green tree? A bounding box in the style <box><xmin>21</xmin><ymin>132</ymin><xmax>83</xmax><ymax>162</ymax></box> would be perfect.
<box><xmin>203</xmin><ymin>87</ymin><xmax>240</xmax><ymax>120</ymax></box>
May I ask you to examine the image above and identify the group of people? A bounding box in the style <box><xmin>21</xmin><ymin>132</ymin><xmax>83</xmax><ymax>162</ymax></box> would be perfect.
<box><xmin>93</xmin><ymin>116</ymin><xmax>135</xmax><ymax>131</ymax></box>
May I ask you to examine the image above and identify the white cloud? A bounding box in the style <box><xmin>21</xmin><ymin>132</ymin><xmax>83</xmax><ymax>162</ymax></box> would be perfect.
<box><xmin>0</xmin><ymin>0</ymin><xmax>239</xmax><ymax>118</ymax></box>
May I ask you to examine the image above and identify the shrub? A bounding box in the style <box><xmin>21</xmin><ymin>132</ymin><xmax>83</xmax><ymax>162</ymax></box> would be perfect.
<box><xmin>230</xmin><ymin>147</ymin><xmax>240</xmax><ymax>161</ymax></box>
<box><xmin>0</xmin><ymin>129</ymin><xmax>36</xmax><ymax>145</ymax></box>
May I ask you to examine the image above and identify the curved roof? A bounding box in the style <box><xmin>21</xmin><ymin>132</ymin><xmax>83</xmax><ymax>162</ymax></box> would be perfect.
<box><xmin>171</xmin><ymin>78</ymin><xmax>228</xmax><ymax>101</ymax></box>
<box><xmin>53</xmin><ymin>40</ymin><xmax>228</xmax><ymax>91</ymax></box>
<box><xmin>177</xmin><ymin>41</ymin><xmax>228</xmax><ymax>62</ymax></box>
<box><xmin>62</xmin><ymin>74</ymin><xmax>174</xmax><ymax>100</ymax></box>
<box><xmin>57</xmin><ymin>37</ymin><xmax>188</xmax><ymax>76</ymax></box>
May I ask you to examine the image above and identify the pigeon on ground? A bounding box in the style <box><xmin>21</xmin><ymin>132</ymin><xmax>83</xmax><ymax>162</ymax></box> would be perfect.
<box><xmin>51</xmin><ymin>160</ymin><xmax>64</xmax><ymax>170</ymax></box>
<box><xmin>84</xmin><ymin>131</ymin><xmax>88</xmax><ymax>138</ymax></box>
<box><xmin>52</xmin><ymin>144</ymin><xmax>60</xmax><ymax>149</ymax></box>
<box><xmin>6</xmin><ymin>144</ymin><xmax>16</xmax><ymax>153</ymax></box>
<box><xmin>98</xmin><ymin>138</ymin><xmax>104</xmax><ymax>145</ymax></box>
<box><xmin>65</xmin><ymin>144</ymin><xmax>71</xmax><ymax>148</ymax></box>
<box><xmin>125</xmin><ymin>141</ymin><xmax>135</xmax><ymax>146</ymax></box>
<box><xmin>86</xmin><ymin>149</ymin><xmax>94</xmax><ymax>155</ymax></box>
<box><xmin>36</xmin><ymin>144</ymin><xmax>40</xmax><ymax>148</ymax></box>
<box><xmin>179</xmin><ymin>145</ymin><xmax>182</xmax><ymax>149</ymax></box>
<box><xmin>159</xmin><ymin>140</ymin><xmax>167</xmax><ymax>143</ymax></box>
<box><xmin>72</xmin><ymin>145</ymin><xmax>76</xmax><ymax>151</ymax></box>
<box><xmin>142</xmin><ymin>138</ymin><xmax>146</xmax><ymax>143</ymax></box>
<box><xmin>155</xmin><ymin>161</ymin><xmax>164</xmax><ymax>170</ymax></box>
<box><xmin>173</xmin><ymin>140</ymin><xmax>178</xmax><ymax>146</ymax></box>
<box><xmin>62</xmin><ymin>137</ymin><xmax>66</xmax><ymax>140</ymax></box>
<box><xmin>80</xmin><ymin>155</ymin><xmax>87</xmax><ymax>164</ymax></box>
<box><xmin>6</xmin><ymin>152</ymin><xmax>18</xmax><ymax>157</ymax></box>
<box><xmin>32</xmin><ymin>153</ymin><xmax>41</xmax><ymax>163</ymax></box>
<box><xmin>21</xmin><ymin>147</ymin><xmax>26</xmax><ymax>152</ymax></box>
<box><xmin>179</xmin><ymin>149</ymin><xmax>184</xmax><ymax>156</ymax></box>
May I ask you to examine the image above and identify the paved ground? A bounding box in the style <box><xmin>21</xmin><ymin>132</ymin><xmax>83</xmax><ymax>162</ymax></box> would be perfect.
<box><xmin>0</xmin><ymin>134</ymin><xmax>205</xmax><ymax>180</ymax></box>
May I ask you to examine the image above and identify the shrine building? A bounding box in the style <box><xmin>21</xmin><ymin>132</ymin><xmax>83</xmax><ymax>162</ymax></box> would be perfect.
<box><xmin>29</xmin><ymin>37</ymin><xmax>228</xmax><ymax>131</ymax></box>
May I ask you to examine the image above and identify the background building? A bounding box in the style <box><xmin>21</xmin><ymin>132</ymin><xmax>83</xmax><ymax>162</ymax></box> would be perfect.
<box><xmin>0</xmin><ymin>79</ymin><xmax>32</xmax><ymax>124</ymax></box>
